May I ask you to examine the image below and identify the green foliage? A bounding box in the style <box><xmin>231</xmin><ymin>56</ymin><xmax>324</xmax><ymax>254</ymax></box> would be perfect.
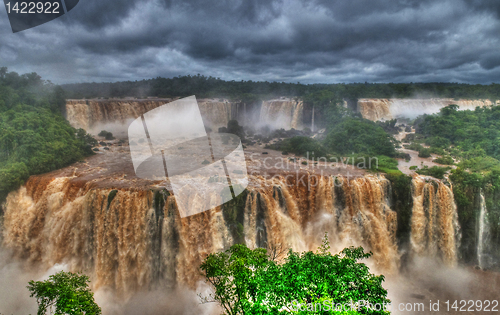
<box><xmin>429</xmin><ymin>146</ymin><xmax>446</xmax><ymax>155</ymax></box>
<box><xmin>200</xmin><ymin>244</ymin><xmax>270</xmax><ymax>315</ymax></box>
<box><xmin>448</xmin><ymin>168</ymin><xmax>485</xmax><ymax>263</ymax></box>
<box><xmin>324</xmin><ymin>118</ymin><xmax>396</xmax><ymax>157</ymax></box>
<box><xmin>225</xmin><ymin>120</ymin><xmax>245</xmax><ymax>139</ymax></box>
<box><xmin>403</xmin><ymin>143</ymin><xmax>424</xmax><ymax>151</ymax></box>
<box><xmin>62</xmin><ymin>75</ymin><xmax>500</xmax><ymax>101</ymax></box>
<box><xmin>403</xmin><ymin>142</ymin><xmax>435</xmax><ymax>158</ymax></box>
<box><xmin>459</xmin><ymin>156</ymin><xmax>500</xmax><ymax>173</ymax></box>
<box><xmin>376</xmin><ymin>119</ymin><xmax>401</xmax><ymax>134</ymax></box>
<box><xmin>433</xmin><ymin>156</ymin><xmax>454</xmax><ymax>165</ymax></box>
<box><xmin>0</xmin><ymin>106</ymin><xmax>94</xmax><ymax>198</ymax></box>
<box><xmin>425</xmin><ymin>136</ymin><xmax>451</xmax><ymax>149</ymax></box>
<box><xmin>200</xmin><ymin>237</ymin><xmax>390</xmax><ymax>315</ymax></box>
<box><xmin>323</xmin><ymin>155</ymin><xmax>400</xmax><ymax>174</ymax></box>
<box><xmin>302</xmin><ymin>89</ymin><xmax>353</xmax><ymax>128</ymax></box>
<box><xmin>372</xmin><ymin>155</ymin><xmax>399</xmax><ymax>171</ymax></box>
<box><xmin>0</xmin><ymin>162</ymin><xmax>29</xmax><ymax>199</ymax></box>
<box><xmin>385</xmin><ymin>173</ymin><xmax>413</xmax><ymax>247</ymax></box>
<box><xmin>415</xmin><ymin>165</ymin><xmax>450</xmax><ymax>179</ymax></box>
<box><xmin>449</xmin><ymin>168</ymin><xmax>483</xmax><ymax>207</ymax></box>
<box><xmin>417</xmin><ymin>148</ymin><xmax>431</xmax><ymax>158</ymax></box>
<box><xmin>27</xmin><ymin>271</ymin><xmax>101</xmax><ymax>315</ymax></box>
<box><xmin>412</xmin><ymin>103</ymin><xmax>500</xmax><ymax>264</ymax></box>
<box><xmin>416</xmin><ymin>105</ymin><xmax>500</xmax><ymax>161</ymax></box>
<box><xmin>269</xmin><ymin>136</ymin><xmax>328</xmax><ymax>158</ymax></box>
<box><xmin>0</xmin><ymin>69</ymin><xmax>95</xmax><ymax>202</ymax></box>
<box><xmin>0</xmin><ymin>68</ymin><xmax>66</xmax><ymax>115</ymax></box>
<box><xmin>221</xmin><ymin>189</ymin><xmax>248</xmax><ymax>244</ymax></box>
<box><xmin>303</xmin><ymin>90</ymin><xmax>337</xmax><ymax>111</ymax></box>
<box><xmin>339</xmin><ymin>155</ymin><xmax>401</xmax><ymax>174</ymax></box>
<box><xmin>98</xmin><ymin>130</ymin><xmax>115</xmax><ymax>140</ymax></box>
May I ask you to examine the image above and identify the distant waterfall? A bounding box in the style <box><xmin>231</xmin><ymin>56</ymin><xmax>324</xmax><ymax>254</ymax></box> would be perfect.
<box><xmin>356</xmin><ymin>98</ymin><xmax>499</xmax><ymax>121</ymax></box>
<box><xmin>243</xmin><ymin>103</ymin><xmax>247</xmax><ymax>125</ymax></box>
<box><xmin>260</xmin><ymin>99</ymin><xmax>303</xmax><ymax>129</ymax></box>
<box><xmin>477</xmin><ymin>190</ymin><xmax>491</xmax><ymax>269</ymax></box>
<box><xmin>311</xmin><ymin>105</ymin><xmax>315</xmax><ymax>132</ymax></box>
<box><xmin>65</xmin><ymin>99</ymin><xmax>235</xmax><ymax>134</ymax></box>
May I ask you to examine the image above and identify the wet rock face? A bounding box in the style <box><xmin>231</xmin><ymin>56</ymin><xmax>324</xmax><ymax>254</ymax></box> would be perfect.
<box><xmin>3</xmin><ymin>162</ymin><xmax>462</xmax><ymax>296</ymax></box>
<box><xmin>66</xmin><ymin>99</ymin><xmax>238</xmax><ymax>134</ymax></box>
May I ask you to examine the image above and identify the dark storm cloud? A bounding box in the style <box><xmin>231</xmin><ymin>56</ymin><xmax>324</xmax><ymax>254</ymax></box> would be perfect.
<box><xmin>1</xmin><ymin>0</ymin><xmax>499</xmax><ymax>84</ymax></box>
<box><xmin>464</xmin><ymin>0</ymin><xmax>500</xmax><ymax>18</ymax></box>
<box><xmin>67</xmin><ymin>0</ymin><xmax>140</xmax><ymax>30</ymax></box>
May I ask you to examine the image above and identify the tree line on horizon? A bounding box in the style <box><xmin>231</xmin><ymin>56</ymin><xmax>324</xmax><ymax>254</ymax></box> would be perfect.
<box><xmin>61</xmin><ymin>73</ymin><xmax>500</xmax><ymax>101</ymax></box>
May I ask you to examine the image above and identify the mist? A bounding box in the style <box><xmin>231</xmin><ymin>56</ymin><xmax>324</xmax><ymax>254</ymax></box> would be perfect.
<box><xmin>0</xmin><ymin>249</ymin><xmax>40</xmax><ymax>315</ymax></box>
<box><xmin>0</xmin><ymin>246</ymin><xmax>220</xmax><ymax>315</ymax></box>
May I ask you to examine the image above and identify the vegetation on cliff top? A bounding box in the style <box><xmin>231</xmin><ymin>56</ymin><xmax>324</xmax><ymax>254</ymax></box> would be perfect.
<box><xmin>267</xmin><ymin>96</ymin><xmax>400</xmax><ymax>174</ymax></box>
<box><xmin>62</xmin><ymin>73</ymin><xmax>500</xmax><ymax>101</ymax></box>
<box><xmin>0</xmin><ymin>68</ymin><xmax>96</xmax><ymax>203</ymax></box>
<box><xmin>324</xmin><ymin>118</ymin><xmax>396</xmax><ymax>157</ymax></box>
<box><xmin>410</xmin><ymin>104</ymin><xmax>500</xmax><ymax>266</ymax></box>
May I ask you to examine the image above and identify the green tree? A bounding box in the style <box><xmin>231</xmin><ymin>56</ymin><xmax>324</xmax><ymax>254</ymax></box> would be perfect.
<box><xmin>200</xmin><ymin>235</ymin><xmax>390</xmax><ymax>314</ymax></box>
<box><xmin>324</xmin><ymin>118</ymin><xmax>396</xmax><ymax>156</ymax></box>
<box><xmin>97</xmin><ymin>130</ymin><xmax>115</xmax><ymax>140</ymax></box>
<box><xmin>269</xmin><ymin>136</ymin><xmax>328</xmax><ymax>158</ymax></box>
<box><xmin>27</xmin><ymin>271</ymin><xmax>101</xmax><ymax>315</ymax></box>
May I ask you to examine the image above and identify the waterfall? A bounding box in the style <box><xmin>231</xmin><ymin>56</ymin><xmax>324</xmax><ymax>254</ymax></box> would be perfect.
<box><xmin>311</xmin><ymin>105</ymin><xmax>315</xmax><ymax>132</ymax></box>
<box><xmin>260</xmin><ymin>99</ymin><xmax>303</xmax><ymax>129</ymax></box>
<box><xmin>410</xmin><ymin>176</ymin><xmax>461</xmax><ymax>266</ymax></box>
<box><xmin>197</xmin><ymin>99</ymin><xmax>233</xmax><ymax>129</ymax></box>
<box><xmin>477</xmin><ymin>190</ymin><xmax>491</xmax><ymax>269</ymax></box>
<box><xmin>357</xmin><ymin>98</ymin><xmax>499</xmax><ymax>121</ymax></box>
<box><xmin>66</xmin><ymin>99</ymin><xmax>235</xmax><ymax>134</ymax></box>
<box><xmin>2</xmin><ymin>173</ymin><xmax>404</xmax><ymax>296</ymax></box>
<box><xmin>66</xmin><ymin>98</ymin><xmax>500</xmax><ymax>132</ymax></box>
<box><xmin>243</xmin><ymin>103</ymin><xmax>247</xmax><ymax>125</ymax></box>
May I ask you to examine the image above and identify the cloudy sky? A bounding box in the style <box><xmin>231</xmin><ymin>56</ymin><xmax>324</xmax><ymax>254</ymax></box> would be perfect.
<box><xmin>1</xmin><ymin>0</ymin><xmax>500</xmax><ymax>84</ymax></box>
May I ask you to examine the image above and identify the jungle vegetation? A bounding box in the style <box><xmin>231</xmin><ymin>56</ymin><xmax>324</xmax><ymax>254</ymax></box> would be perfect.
<box><xmin>0</xmin><ymin>68</ymin><xmax>96</xmax><ymax>204</ymax></box>
<box><xmin>200</xmin><ymin>235</ymin><xmax>390</xmax><ymax>315</ymax></box>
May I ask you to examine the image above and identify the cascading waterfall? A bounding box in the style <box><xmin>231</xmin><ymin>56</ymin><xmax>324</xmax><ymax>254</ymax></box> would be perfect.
<box><xmin>1</xmin><ymin>166</ymin><xmax>471</xmax><ymax>310</ymax></box>
<box><xmin>66</xmin><ymin>99</ymin><xmax>170</xmax><ymax>132</ymax></box>
<box><xmin>197</xmin><ymin>99</ymin><xmax>233</xmax><ymax>129</ymax></box>
<box><xmin>410</xmin><ymin>176</ymin><xmax>461</xmax><ymax>266</ymax></box>
<box><xmin>66</xmin><ymin>99</ymin><xmax>235</xmax><ymax>133</ymax></box>
<box><xmin>311</xmin><ymin>105</ymin><xmax>315</xmax><ymax>132</ymax></box>
<box><xmin>2</xmin><ymin>173</ymin><xmax>405</xmax><ymax>297</ymax></box>
<box><xmin>243</xmin><ymin>103</ymin><xmax>247</xmax><ymax>125</ymax></box>
<box><xmin>477</xmin><ymin>190</ymin><xmax>491</xmax><ymax>269</ymax></box>
<box><xmin>243</xmin><ymin>174</ymin><xmax>400</xmax><ymax>273</ymax></box>
<box><xmin>357</xmin><ymin>98</ymin><xmax>500</xmax><ymax>121</ymax></box>
<box><xmin>66</xmin><ymin>98</ymin><xmax>500</xmax><ymax>135</ymax></box>
<box><xmin>259</xmin><ymin>99</ymin><xmax>303</xmax><ymax>129</ymax></box>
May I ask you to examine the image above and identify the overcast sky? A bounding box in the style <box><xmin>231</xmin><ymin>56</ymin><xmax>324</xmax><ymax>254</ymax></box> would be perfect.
<box><xmin>1</xmin><ymin>0</ymin><xmax>500</xmax><ymax>84</ymax></box>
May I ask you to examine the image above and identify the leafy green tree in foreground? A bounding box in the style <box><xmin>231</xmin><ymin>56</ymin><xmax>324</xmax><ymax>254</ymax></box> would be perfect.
<box><xmin>200</xmin><ymin>234</ymin><xmax>390</xmax><ymax>314</ymax></box>
<box><xmin>27</xmin><ymin>271</ymin><xmax>101</xmax><ymax>315</ymax></box>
